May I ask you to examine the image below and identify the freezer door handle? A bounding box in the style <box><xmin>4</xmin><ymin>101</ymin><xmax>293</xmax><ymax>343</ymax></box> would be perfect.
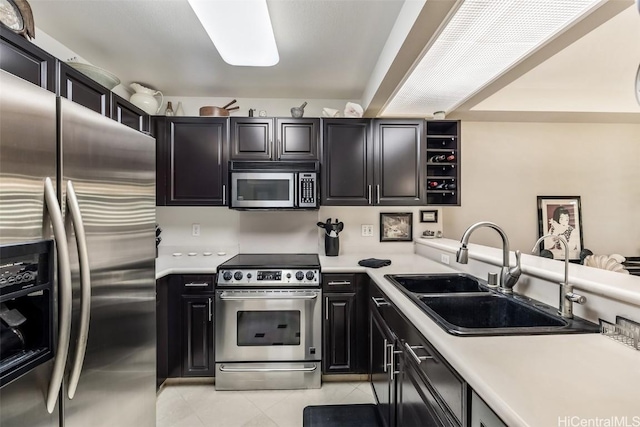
<box><xmin>65</xmin><ymin>180</ymin><xmax>91</xmax><ymax>400</ymax></box>
<box><xmin>43</xmin><ymin>177</ymin><xmax>73</xmax><ymax>414</ymax></box>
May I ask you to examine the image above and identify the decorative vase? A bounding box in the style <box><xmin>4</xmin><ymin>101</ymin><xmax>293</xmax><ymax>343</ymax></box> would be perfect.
<box><xmin>165</xmin><ymin>101</ymin><xmax>174</xmax><ymax>116</ymax></box>
<box><xmin>175</xmin><ymin>102</ymin><xmax>185</xmax><ymax>116</ymax></box>
<box><xmin>129</xmin><ymin>83</ymin><xmax>163</xmax><ymax>115</ymax></box>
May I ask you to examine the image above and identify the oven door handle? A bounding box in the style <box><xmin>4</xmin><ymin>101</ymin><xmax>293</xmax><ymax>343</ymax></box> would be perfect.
<box><xmin>218</xmin><ymin>292</ymin><xmax>318</xmax><ymax>300</ymax></box>
<box><xmin>219</xmin><ymin>364</ymin><xmax>317</xmax><ymax>373</ymax></box>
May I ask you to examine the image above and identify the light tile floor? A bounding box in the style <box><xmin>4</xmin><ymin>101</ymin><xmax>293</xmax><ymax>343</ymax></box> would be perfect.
<box><xmin>157</xmin><ymin>381</ymin><xmax>375</xmax><ymax>427</ymax></box>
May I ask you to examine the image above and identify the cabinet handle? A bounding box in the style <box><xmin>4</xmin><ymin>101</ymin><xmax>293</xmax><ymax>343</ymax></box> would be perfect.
<box><xmin>185</xmin><ymin>282</ymin><xmax>209</xmax><ymax>287</ymax></box>
<box><xmin>367</xmin><ymin>185</ymin><xmax>372</xmax><ymax>205</ymax></box>
<box><xmin>404</xmin><ymin>342</ymin><xmax>433</xmax><ymax>365</ymax></box>
<box><xmin>376</xmin><ymin>185</ymin><xmax>380</xmax><ymax>204</ymax></box>
<box><xmin>328</xmin><ymin>281</ymin><xmax>351</xmax><ymax>286</ymax></box>
<box><xmin>371</xmin><ymin>297</ymin><xmax>389</xmax><ymax>307</ymax></box>
<box><xmin>222</xmin><ymin>184</ymin><xmax>226</xmax><ymax>205</ymax></box>
<box><xmin>387</xmin><ymin>342</ymin><xmax>395</xmax><ymax>381</ymax></box>
<box><xmin>383</xmin><ymin>338</ymin><xmax>388</xmax><ymax>373</ymax></box>
<box><xmin>325</xmin><ymin>297</ymin><xmax>329</xmax><ymax>320</ymax></box>
<box><xmin>208</xmin><ymin>298</ymin><xmax>212</xmax><ymax>322</ymax></box>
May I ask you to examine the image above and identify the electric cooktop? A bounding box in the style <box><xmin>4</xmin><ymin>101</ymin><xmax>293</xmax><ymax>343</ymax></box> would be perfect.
<box><xmin>218</xmin><ymin>253</ymin><xmax>320</xmax><ymax>269</ymax></box>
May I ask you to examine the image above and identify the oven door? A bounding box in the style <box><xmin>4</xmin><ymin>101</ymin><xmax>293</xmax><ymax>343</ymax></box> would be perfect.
<box><xmin>230</xmin><ymin>172</ymin><xmax>296</xmax><ymax>208</ymax></box>
<box><xmin>215</xmin><ymin>289</ymin><xmax>321</xmax><ymax>362</ymax></box>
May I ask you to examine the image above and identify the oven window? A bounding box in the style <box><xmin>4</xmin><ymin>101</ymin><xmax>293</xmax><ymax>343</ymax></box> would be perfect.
<box><xmin>237</xmin><ymin>311</ymin><xmax>301</xmax><ymax>346</ymax></box>
<box><xmin>237</xmin><ymin>179</ymin><xmax>290</xmax><ymax>201</ymax></box>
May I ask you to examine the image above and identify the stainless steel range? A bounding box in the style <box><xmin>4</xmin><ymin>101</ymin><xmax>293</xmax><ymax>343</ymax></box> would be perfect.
<box><xmin>215</xmin><ymin>254</ymin><xmax>321</xmax><ymax>390</ymax></box>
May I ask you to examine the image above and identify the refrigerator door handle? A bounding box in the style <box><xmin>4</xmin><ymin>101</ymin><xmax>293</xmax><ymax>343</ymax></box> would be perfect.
<box><xmin>43</xmin><ymin>177</ymin><xmax>73</xmax><ymax>414</ymax></box>
<box><xmin>65</xmin><ymin>180</ymin><xmax>91</xmax><ymax>400</ymax></box>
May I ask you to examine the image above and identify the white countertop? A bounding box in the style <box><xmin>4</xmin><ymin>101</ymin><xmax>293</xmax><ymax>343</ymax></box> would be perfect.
<box><xmin>156</xmin><ymin>250</ymin><xmax>640</xmax><ymax>426</ymax></box>
<box><xmin>155</xmin><ymin>250</ymin><xmax>238</xmax><ymax>279</ymax></box>
<box><xmin>328</xmin><ymin>254</ymin><xmax>640</xmax><ymax>427</ymax></box>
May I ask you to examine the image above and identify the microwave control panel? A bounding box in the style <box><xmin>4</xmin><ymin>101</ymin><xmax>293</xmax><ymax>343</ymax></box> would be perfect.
<box><xmin>298</xmin><ymin>173</ymin><xmax>317</xmax><ymax>208</ymax></box>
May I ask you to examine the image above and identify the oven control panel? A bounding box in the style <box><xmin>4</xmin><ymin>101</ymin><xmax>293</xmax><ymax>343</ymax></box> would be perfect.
<box><xmin>217</xmin><ymin>269</ymin><xmax>320</xmax><ymax>286</ymax></box>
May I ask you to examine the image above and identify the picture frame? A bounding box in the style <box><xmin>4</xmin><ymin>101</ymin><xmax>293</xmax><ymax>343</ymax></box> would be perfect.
<box><xmin>537</xmin><ymin>196</ymin><xmax>584</xmax><ymax>261</ymax></box>
<box><xmin>380</xmin><ymin>212</ymin><xmax>413</xmax><ymax>242</ymax></box>
<box><xmin>420</xmin><ymin>210</ymin><xmax>438</xmax><ymax>223</ymax></box>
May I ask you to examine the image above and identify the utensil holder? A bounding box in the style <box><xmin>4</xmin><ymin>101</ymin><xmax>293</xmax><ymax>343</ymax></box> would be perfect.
<box><xmin>325</xmin><ymin>235</ymin><xmax>339</xmax><ymax>257</ymax></box>
<box><xmin>600</xmin><ymin>316</ymin><xmax>640</xmax><ymax>350</ymax></box>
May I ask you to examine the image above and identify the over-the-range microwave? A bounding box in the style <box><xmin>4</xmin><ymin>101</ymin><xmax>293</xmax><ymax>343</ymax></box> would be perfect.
<box><xmin>229</xmin><ymin>161</ymin><xmax>319</xmax><ymax>210</ymax></box>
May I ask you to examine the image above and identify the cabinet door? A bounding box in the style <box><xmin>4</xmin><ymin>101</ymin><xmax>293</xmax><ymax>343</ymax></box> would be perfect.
<box><xmin>322</xmin><ymin>119</ymin><xmax>372</xmax><ymax>205</ymax></box>
<box><xmin>276</xmin><ymin>118</ymin><xmax>319</xmax><ymax>160</ymax></box>
<box><xmin>166</xmin><ymin>118</ymin><xmax>228</xmax><ymax>206</ymax></box>
<box><xmin>230</xmin><ymin>117</ymin><xmax>273</xmax><ymax>160</ymax></box>
<box><xmin>111</xmin><ymin>93</ymin><xmax>149</xmax><ymax>132</ymax></box>
<box><xmin>58</xmin><ymin>62</ymin><xmax>110</xmax><ymax>116</ymax></box>
<box><xmin>323</xmin><ymin>293</ymin><xmax>356</xmax><ymax>373</ymax></box>
<box><xmin>373</xmin><ymin>119</ymin><xmax>425</xmax><ymax>205</ymax></box>
<box><xmin>181</xmin><ymin>295</ymin><xmax>214</xmax><ymax>377</ymax></box>
<box><xmin>398</xmin><ymin>350</ymin><xmax>453</xmax><ymax>427</ymax></box>
<box><xmin>470</xmin><ymin>391</ymin><xmax>507</xmax><ymax>427</ymax></box>
<box><xmin>0</xmin><ymin>29</ymin><xmax>55</xmax><ymax>91</ymax></box>
<box><xmin>370</xmin><ymin>308</ymin><xmax>396</xmax><ymax>427</ymax></box>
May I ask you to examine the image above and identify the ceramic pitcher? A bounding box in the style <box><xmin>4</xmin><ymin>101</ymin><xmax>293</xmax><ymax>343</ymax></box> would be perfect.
<box><xmin>129</xmin><ymin>83</ymin><xmax>163</xmax><ymax>115</ymax></box>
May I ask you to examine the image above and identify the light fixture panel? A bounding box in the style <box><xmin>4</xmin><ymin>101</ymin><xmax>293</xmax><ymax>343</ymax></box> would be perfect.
<box><xmin>188</xmin><ymin>0</ymin><xmax>279</xmax><ymax>67</ymax></box>
<box><xmin>382</xmin><ymin>0</ymin><xmax>602</xmax><ymax>116</ymax></box>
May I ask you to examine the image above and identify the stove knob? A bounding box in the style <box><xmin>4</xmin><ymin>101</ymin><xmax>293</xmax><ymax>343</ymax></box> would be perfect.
<box><xmin>234</xmin><ymin>271</ymin><xmax>243</xmax><ymax>281</ymax></box>
<box><xmin>295</xmin><ymin>271</ymin><xmax>304</xmax><ymax>281</ymax></box>
<box><xmin>223</xmin><ymin>271</ymin><xmax>232</xmax><ymax>281</ymax></box>
<box><xmin>286</xmin><ymin>273</ymin><xmax>292</xmax><ymax>279</ymax></box>
<box><xmin>306</xmin><ymin>271</ymin><xmax>315</xmax><ymax>280</ymax></box>
<box><xmin>246</xmin><ymin>273</ymin><xmax>252</xmax><ymax>279</ymax></box>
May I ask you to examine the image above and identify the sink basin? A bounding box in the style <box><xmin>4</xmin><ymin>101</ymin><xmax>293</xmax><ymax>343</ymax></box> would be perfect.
<box><xmin>385</xmin><ymin>273</ymin><xmax>490</xmax><ymax>294</ymax></box>
<box><xmin>421</xmin><ymin>294</ymin><xmax>565</xmax><ymax>328</ymax></box>
<box><xmin>386</xmin><ymin>273</ymin><xmax>599</xmax><ymax>336</ymax></box>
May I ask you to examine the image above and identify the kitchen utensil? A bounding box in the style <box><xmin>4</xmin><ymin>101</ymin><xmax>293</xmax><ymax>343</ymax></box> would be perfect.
<box><xmin>221</xmin><ymin>99</ymin><xmax>237</xmax><ymax>110</ymax></box>
<box><xmin>291</xmin><ymin>102</ymin><xmax>307</xmax><ymax>118</ymax></box>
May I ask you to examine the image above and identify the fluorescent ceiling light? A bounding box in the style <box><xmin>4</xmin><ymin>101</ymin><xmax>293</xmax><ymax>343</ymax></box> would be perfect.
<box><xmin>381</xmin><ymin>0</ymin><xmax>603</xmax><ymax>116</ymax></box>
<box><xmin>187</xmin><ymin>0</ymin><xmax>279</xmax><ymax>67</ymax></box>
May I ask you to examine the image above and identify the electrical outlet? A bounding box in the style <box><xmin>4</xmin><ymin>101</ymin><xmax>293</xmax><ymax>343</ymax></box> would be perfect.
<box><xmin>361</xmin><ymin>224</ymin><xmax>374</xmax><ymax>237</ymax></box>
<box><xmin>441</xmin><ymin>253</ymin><xmax>450</xmax><ymax>265</ymax></box>
<box><xmin>192</xmin><ymin>223</ymin><xmax>200</xmax><ymax>237</ymax></box>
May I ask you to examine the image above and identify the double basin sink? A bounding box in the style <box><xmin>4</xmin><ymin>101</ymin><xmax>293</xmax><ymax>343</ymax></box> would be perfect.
<box><xmin>385</xmin><ymin>273</ymin><xmax>599</xmax><ymax>336</ymax></box>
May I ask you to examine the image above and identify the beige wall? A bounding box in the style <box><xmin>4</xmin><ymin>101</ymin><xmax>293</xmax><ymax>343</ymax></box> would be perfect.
<box><xmin>443</xmin><ymin>121</ymin><xmax>640</xmax><ymax>257</ymax></box>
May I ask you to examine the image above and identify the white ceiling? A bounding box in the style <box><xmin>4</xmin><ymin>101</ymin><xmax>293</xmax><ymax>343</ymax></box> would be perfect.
<box><xmin>29</xmin><ymin>0</ymin><xmax>404</xmax><ymax>99</ymax></box>
<box><xmin>27</xmin><ymin>0</ymin><xmax>640</xmax><ymax>117</ymax></box>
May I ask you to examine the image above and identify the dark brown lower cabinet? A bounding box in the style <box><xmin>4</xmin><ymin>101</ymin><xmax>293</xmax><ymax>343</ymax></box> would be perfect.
<box><xmin>156</xmin><ymin>276</ymin><xmax>169</xmax><ymax>389</ymax></box>
<box><xmin>322</xmin><ymin>274</ymin><xmax>369</xmax><ymax>374</ymax></box>
<box><xmin>181</xmin><ymin>295</ymin><xmax>214</xmax><ymax>377</ymax></box>
<box><xmin>324</xmin><ymin>293</ymin><xmax>356</xmax><ymax>373</ymax></box>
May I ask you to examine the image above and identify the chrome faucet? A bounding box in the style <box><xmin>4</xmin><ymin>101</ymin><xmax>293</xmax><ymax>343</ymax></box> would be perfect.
<box><xmin>456</xmin><ymin>221</ymin><xmax>521</xmax><ymax>294</ymax></box>
<box><xmin>532</xmin><ymin>234</ymin><xmax>586</xmax><ymax>319</ymax></box>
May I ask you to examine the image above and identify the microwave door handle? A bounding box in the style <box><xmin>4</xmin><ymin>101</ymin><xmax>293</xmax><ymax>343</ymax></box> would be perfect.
<box><xmin>65</xmin><ymin>180</ymin><xmax>91</xmax><ymax>400</ymax></box>
<box><xmin>43</xmin><ymin>177</ymin><xmax>73</xmax><ymax>414</ymax></box>
<box><xmin>294</xmin><ymin>174</ymin><xmax>298</xmax><ymax>208</ymax></box>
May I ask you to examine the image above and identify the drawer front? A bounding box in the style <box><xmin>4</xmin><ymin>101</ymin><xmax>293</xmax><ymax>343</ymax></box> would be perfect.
<box><xmin>404</xmin><ymin>323</ymin><xmax>464</xmax><ymax>424</ymax></box>
<box><xmin>322</xmin><ymin>273</ymin><xmax>356</xmax><ymax>292</ymax></box>
<box><xmin>180</xmin><ymin>275</ymin><xmax>214</xmax><ymax>293</ymax></box>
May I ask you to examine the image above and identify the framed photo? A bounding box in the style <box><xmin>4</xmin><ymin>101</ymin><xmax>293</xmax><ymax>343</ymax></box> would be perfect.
<box><xmin>380</xmin><ymin>212</ymin><xmax>413</xmax><ymax>242</ymax></box>
<box><xmin>537</xmin><ymin>196</ymin><xmax>583</xmax><ymax>261</ymax></box>
<box><xmin>420</xmin><ymin>210</ymin><xmax>438</xmax><ymax>223</ymax></box>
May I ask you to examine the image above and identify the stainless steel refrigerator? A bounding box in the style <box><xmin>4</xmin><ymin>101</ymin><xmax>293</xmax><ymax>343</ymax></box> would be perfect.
<box><xmin>0</xmin><ymin>70</ymin><xmax>156</xmax><ymax>426</ymax></box>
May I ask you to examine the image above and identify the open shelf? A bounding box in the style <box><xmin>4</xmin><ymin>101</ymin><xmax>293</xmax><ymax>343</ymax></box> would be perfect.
<box><xmin>425</xmin><ymin>120</ymin><xmax>460</xmax><ymax>206</ymax></box>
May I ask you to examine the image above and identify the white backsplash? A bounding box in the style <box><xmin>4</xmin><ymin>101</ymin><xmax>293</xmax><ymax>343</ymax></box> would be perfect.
<box><xmin>156</xmin><ymin>206</ymin><xmax>443</xmax><ymax>256</ymax></box>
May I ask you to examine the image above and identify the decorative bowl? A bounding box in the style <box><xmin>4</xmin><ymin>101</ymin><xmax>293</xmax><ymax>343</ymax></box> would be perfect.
<box><xmin>66</xmin><ymin>62</ymin><xmax>121</xmax><ymax>90</ymax></box>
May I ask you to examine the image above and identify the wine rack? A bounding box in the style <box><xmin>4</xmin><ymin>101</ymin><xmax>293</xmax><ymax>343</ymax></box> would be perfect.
<box><xmin>426</xmin><ymin>120</ymin><xmax>460</xmax><ymax>206</ymax></box>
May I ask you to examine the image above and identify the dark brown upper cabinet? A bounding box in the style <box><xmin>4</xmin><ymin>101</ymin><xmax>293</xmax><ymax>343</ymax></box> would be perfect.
<box><xmin>230</xmin><ymin>117</ymin><xmax>319</xmax><ymax>161</ymax></box>
<box><xmin>322</xmin><ymin>118</ymin><xmax>425</xmax><ymax>206</ymax></box>
<box><xmin>110</xmin><ymin>93</ymin><xmax>149</xmax><ymax>133</ymax></box>
<box><xmin>0</xmin><ymin>28</ymin><xmax>56</xmax><ymax>92</ymax></box>
<box><xmin>321</xmin><ymin>119</ymin><xmax>373</xmax><ymax>205</ymax></box>
<box><xmin>154</xmin><ymin>117</ymin><xmax>228</xmax><ymax>206</ymax></box>
<box><xmin>58</xmin><ymin>62</ymin><xmax>110</xmax><ymax>116</ymax></box>
<box><xmin>373</xmin><ymin>119</ymin><xmax>425</xmax><ymax>205</ymax></box>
